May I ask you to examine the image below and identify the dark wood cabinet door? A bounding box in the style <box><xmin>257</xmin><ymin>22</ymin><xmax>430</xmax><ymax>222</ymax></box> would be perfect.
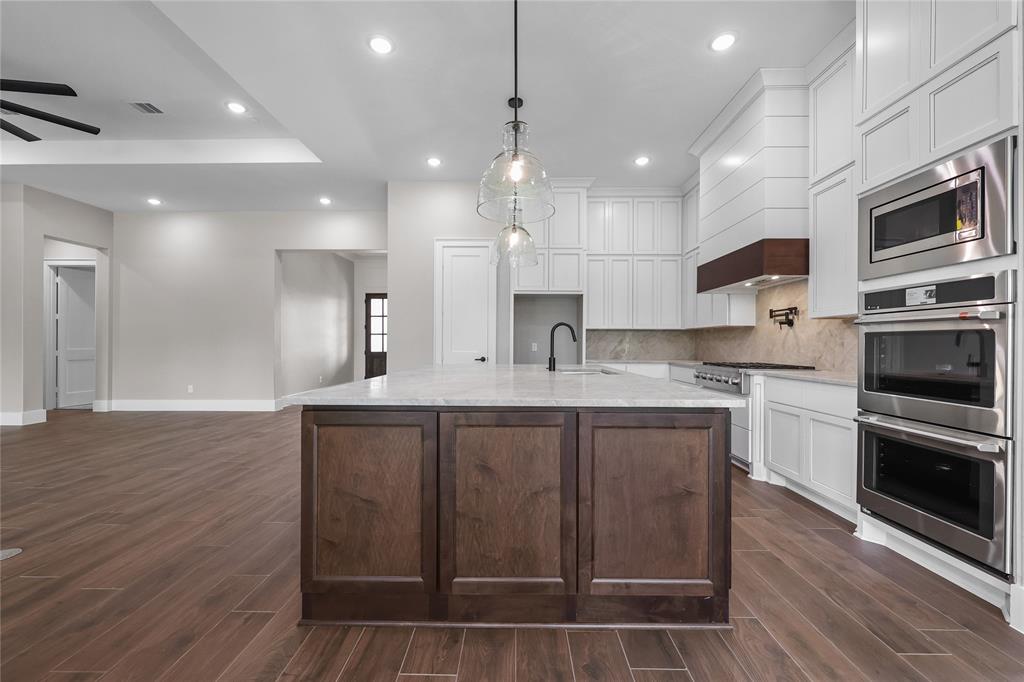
<box><xmin>439</xmin><ymin>412</ymin><xmax>576</xmax><ymax>595</ymax></box>
<box><xmin>578</xmin><ymin>411</ymin><xmax>729</xmax><ymax>598</ymax></box>
<box><xmin>302</xmin><ymin>411</ymin><xmax>436</xmax><ymax>594</ymax></box>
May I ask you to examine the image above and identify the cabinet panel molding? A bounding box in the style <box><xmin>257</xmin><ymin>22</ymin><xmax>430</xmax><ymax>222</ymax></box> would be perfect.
<box><xmin>548</xmin><ymin>250</ymin><xmax>584</xmax><ymax>292</ymax></box>
<box><xmin>765</xmin><ymin>403</ymin><xmax>803</xmax><ymax>480</ymax></box>
<box><xmin>514</xmin><ymin>251</ymin><xmax>548</xmax><ymax>292</ymax></box>
<box><xmin>809</xmin><ymin>167</ymin><xmax>857</xmax><ymax>317</ymax></box>
<box><xmin>810</xmin><ymin>47</ymin><xmax>855</xmax><ymax>183</ymax></box>
<box><xmin>439</xmin><ymin>412</ymin><xmax>576</xmax><ymax>595</ymax></box>
<box><xmin>302</xmin><ymin>410</ymin><xmax>437</xmax><ymax>594</ymax></box>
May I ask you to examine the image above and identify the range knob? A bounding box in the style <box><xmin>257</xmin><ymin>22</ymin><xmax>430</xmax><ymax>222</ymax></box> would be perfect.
<box><xmin>729</xmin><ymin>377</ymin><xmax>741</xmax><ymax>385</ymax></box>
<box><xmin>713</xmin><ymin>375</ymin><xmax>723</xmax><ymax>382</ymax></box>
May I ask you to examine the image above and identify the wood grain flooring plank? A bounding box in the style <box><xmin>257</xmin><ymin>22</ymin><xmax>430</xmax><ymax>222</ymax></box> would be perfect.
<box><xmin>567</xmin><ymin>630</ymin><xmax>633</xmax><ymax>682</ymax></box>
<box><xmin>617</xmin><ymin>629</ymin><xmax>685</xmax><ymax>669</ymax></box>
<box><xmin>629</xmin><ymin>671</ymin><xmax>690</xmax><ymax>682</ymax></box>
<box><xmin>920</xmin><ymin>629</ymin><xmax>1024</xmax><ymax>681</ymax></box>
<box><xmin>457</xmin><ymin>628</ymin><xmax>515</xmax><ymax>682</ymax></box>
<box><xmin>730</xmin><ymin>520</ymin><xmax>764</xmax><ymax>551</ymax></box>
<box><xmin>737</xmin><ymin>516</ymin><xmax>945</xmax><ymax>654</ymax></box>
<box><xmin>731</xmin><ymin>553</ymin><xmax>869</xmax><ymax>681</ymax></box>
<box><xmin>400</xmin><ymin>627</ymin><xmax>464</xmax><ymax>675</ymax></box>
<box><xmin>717</xmin><ymin>617</ymin><xmax>809</xmax><ymax>682</ymax></box>
<box><xmin>156</xmin><ymin>610</ymin><xmax>274</xmax><ymax>682</ymax></box>
<box><xmin>816</xmin><ymin>528</ymin><xmax>1024</xmax><ymax>664</ymax></box>
<box><xmin>338</xmin><ymin>626</ymin><xmax>414</xmax><ymax>681</ymax></box>
<box><xmin>92</xmin><ymin>573</ymin><xmax>266</xmax><ymax>681</ymax></box>
<box><xmin>737</xmin><ymin>550</ymin><xmax>927</xmax><ymax>682</ymax></box>
<box><xmin>215</xmin><ymin>596</ymin><xmax>311</xmax><ymax>682</ymax></box>
<box><xmin>515</xmin><ymin>628</ymin><xmax>575</xmax><ymax>682</ymax></box>
<box><xmin>901</xmin><ymin>653</ymin><xmax>990</xmax><ymax>682</ymax></box>
<box><xmin>279</xmin><ymin>625</ymin><xmax>363</xmax><ymax>682</ymax></box>
<box><xmin>670</xmin><ymin>630</ymin><xmax>749</xmax><ymax>682</ymax></box>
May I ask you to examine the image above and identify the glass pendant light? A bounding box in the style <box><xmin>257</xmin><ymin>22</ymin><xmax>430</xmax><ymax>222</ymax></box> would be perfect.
<box><xmin>478</xmin><ymin>0</ymin><xmax>555</xmax><ymax>260</ymax></box>
<box><xmin>491</xmin><ymin>206</ymin><xmax>538</xmax><ymax>267</ymax></box>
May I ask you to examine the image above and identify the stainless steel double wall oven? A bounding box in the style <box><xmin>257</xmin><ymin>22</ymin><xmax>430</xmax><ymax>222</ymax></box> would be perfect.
<box><xmin>855</xmin><ymin>271</ymin><xmax>1014</xmax><ymax>575</ymax></box>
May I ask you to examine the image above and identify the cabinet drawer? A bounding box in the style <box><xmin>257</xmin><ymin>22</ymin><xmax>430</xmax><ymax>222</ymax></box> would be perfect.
<box><xmin>730</xmin><ymin>403</ymin><xmax>752</xmax><ymax>430</ymax></box>
<box><xmin>765</xmin><ymin>377</ymin><xmax>856</xmax><ymax>420</ymax></box>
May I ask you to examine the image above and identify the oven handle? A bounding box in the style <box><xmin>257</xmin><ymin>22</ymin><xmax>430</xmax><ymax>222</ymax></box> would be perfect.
<box><xmin>854</xmin><ymin>310</ymin><xmax>1002</xmax><ymax>324</ymax></box>
<box><xmin>854</xmin><ymin>415</ymin><xmax>1003</xmax><ymax>453</ymax></box>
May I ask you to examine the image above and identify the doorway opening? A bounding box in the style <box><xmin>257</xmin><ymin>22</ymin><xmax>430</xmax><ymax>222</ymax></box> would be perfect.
<box><xmin>44</xmin><ymin>261</ymin><xmax>97</xmax><ymax>409</ymax></box>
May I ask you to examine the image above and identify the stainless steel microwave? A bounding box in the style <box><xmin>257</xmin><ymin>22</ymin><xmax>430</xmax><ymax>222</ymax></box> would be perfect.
<box><xmin>859</xmin><ymin>136</ymin><xmax>1016</xmax><ymax>280</ymax></box>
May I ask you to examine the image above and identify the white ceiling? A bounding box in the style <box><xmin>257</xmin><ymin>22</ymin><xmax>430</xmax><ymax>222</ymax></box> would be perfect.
<box><xmin>1</xmin><ymin>1</ymin><xmax>854</xmax><ymax>212</ymax></box>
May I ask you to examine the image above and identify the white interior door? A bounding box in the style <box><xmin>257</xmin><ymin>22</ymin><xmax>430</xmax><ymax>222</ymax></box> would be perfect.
<box><xmin>56</xmin><ymin>266</ymin><xmax>96</xmax><ymax>407</ymax></box>
<box><xmin>435</xmin><ymin>242</ymin><xmax>496</xmax><ymax>365</ymax></box>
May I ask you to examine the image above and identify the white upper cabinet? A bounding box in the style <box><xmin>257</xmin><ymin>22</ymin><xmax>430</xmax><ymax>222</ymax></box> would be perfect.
<box><xmin>585</xmin><ymin>257</ymin><xmax>608</xmax><ymax>328</ymax></box>
<box><xmin>608</xmin><ymin>200</ymin><xmax>633</xmax><ymax>253</ymax></box>
<box><xmin>547</xmin><ymin>189</ymin><xmax>585</xmax><ymax>249</ymax></box>
<box><xmin>857</xmin><ymin>0</ymin><xmax>918</xmax><ymax>119</ymax></box>
<box><xmin>682</xmin><ymin>188</ymin><xmax>699</xmax><ymax>254</ymax></box>
<box><xmin>514</xmin><ymin>251</ymin><xmax>548</xmax><ymax>292</ymax></box>
<box><xmin>656</xmin><ymin>257</ymin><xmax>682</xmax><ymax>329</ymax></box>
<box><xmin>632</xmin><ymin>257</ymin><xmax>658</xmax><ymax>328</ymax></box>
<box><xmin>856</xmin><ymin>0</ymin><xmax>1017</xmax><ymax>124</ymax></box>
<box><xmin>633</xmin><ymin>198</ymin><xmax>683</xmax><ymax>255</ymax></box>
<box><xmin>585</xmin><ymin>255</ymin><xmax>632</xmax><ymax>329</ymax></box>
<box><xmin>854</xmin><ymin>30</ymin><xmax>1016</xmax><ymax>193</ymax></box>
<box><xmin>809</xmin><ymin>167</ymin><xmax>857</xmax><ymax>318</ymax></box>
<box><xmin>925</xmin><ymin>0</ymin><xmax>1018</xmax><ymax>78</ymax></box>
<box><xmin>586</xmin><ymin>200</ymin><xmax>608</xmax><ymax>253</ymax></box>
<box><xmin>809</xmin><ymin>47</ymin><xmax>855</xmax><ymax>184</ymax></box>
<box><xmin>548</xmin><ymin>250</ymin><xmax>584</xmax><ymax>292</ymax></box>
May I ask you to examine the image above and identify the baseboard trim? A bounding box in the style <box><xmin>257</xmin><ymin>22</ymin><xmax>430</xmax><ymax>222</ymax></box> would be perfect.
<box><xmin>92</xmin><ymin>400</ymin><xmax>112</xmax><ymax>412</ymax></box>
<box><xmin>109</xmin><ymin>400</ymin><xmax>279</xmax><ymax>412</ymax></box>
<box><xmin>0</xmin><ymin>410</ymin><xmax>47</xmax><ymax>426</ymax></box>
<box><xmin>856</xmin><ymin>512</ymin><xmax>1011</xmax><ymax>614</ymax></box>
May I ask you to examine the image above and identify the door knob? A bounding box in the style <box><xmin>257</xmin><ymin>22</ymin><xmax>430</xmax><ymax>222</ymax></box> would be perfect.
<box><xmin>474</xmin><ymin>356</ymin><xmax>487</xmax><ymax>362</ymax></box>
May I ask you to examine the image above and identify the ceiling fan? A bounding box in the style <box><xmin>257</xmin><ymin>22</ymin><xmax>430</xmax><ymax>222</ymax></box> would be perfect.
<box><xmin>0</xmin><ymin>78</ymin><xmax>100</xmax><ymax>142</ymax></box>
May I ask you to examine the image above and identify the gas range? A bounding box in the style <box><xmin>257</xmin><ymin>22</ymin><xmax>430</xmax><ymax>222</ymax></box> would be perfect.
<box><xmin>695</xmin><ymin>362</ymin><xmax>815</xmax><ymax>395</ymax></box>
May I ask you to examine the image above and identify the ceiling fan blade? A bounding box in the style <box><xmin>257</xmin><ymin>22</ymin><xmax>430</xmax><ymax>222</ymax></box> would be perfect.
<box><xmin>0</xmin><ymin>118</ymin><xmax>41</xmax><ymax>142</ymax></box>
<box><xmin>0</xmin><ymin>99</ymin><xmax>99</xmax><ymax>135</ymax></box>
<box><xmin>0</xmin><ymin>79</ymin><xmax>77</xmax><ymax>97</ymax></box>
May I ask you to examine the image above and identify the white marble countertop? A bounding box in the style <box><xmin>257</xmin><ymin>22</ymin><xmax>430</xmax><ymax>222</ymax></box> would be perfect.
<box><xmin>288</xmin><ymin>365</ymin><xmax>746</xmax><ymax>408</ymax></box>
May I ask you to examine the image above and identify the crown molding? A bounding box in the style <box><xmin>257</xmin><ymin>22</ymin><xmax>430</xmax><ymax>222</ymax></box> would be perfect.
<box><xmin>588</xmin><ymin>186</ymin><xmax>684</xmax><ymax>198</ymax></box>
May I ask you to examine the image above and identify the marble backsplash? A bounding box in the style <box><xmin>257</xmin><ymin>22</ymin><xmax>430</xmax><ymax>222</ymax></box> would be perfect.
<box><xmin>586</xmin><ymin>329</ymin><xmax>697</xmax><ymax>361</ymax></box>
<box><xmin>586</xmin><ymin>281</ymin><xmax>858</xmax><ymax>373</ymax></box>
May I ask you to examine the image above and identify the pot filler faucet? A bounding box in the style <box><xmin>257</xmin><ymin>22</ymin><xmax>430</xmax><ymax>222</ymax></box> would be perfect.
<box><xmin>548</xmin><ymin>322</ymin><xmax>578</xmax><ymax>371</ymax></box>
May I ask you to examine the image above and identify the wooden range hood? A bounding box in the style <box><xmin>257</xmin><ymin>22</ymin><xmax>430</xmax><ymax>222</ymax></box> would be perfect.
<box><xmin>697</xmin><ymin>238</ymin><xmax>809</xmax><ymax>293</ymax></box>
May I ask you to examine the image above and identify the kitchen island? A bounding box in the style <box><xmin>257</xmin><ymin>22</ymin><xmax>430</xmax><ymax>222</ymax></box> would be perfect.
<box><xmin>290</xmin><ymin>365</ymin><xmax>744</xmax><ymax>626</ymax></box>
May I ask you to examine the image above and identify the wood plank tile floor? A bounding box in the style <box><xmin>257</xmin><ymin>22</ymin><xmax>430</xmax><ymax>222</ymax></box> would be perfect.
<box><xmin>3</xmin><ymin>408</ymin><xmax>1023</xmax><ymax>681</ymax></box>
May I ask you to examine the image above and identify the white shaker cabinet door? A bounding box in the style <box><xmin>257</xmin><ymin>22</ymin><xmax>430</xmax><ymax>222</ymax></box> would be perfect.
<box><xmin>809</xmin><ymin>47</ymin><xmax>854</xmax><ymax>184</ymax></box>
<box><xmin>548</xmin><ymin>189</ymin><xmax>585</xmax><ymax>248</ymax></box>
<box><xmin>657</xmin><ymin>257</ymin><xmax>682</xmax><ymax>329</ymax></box>
<box><xmin>856</xmin><ymin>0</ymin><xmax>918</xmax><ymax>119</ymax></box>
<box><xmin>548</xmin><ymin>250</ymin><xmax>584</xmax><ymax>292</ymax></box>
<box><xmin>809</xmin><ymin>167</ymin><xmax>856</xmax><ymax>318</ymax></box>
<box><xmin>682</xmin><ymin>250</ymin><xmax>698</xmax><ymax>329</ymax></box>
<box><xmin>608</xmin><ymin>200</ymin><xmax>633</xmax><ymax>253</ymax></box>
<box><xmin>632</xmin><ymin>257</ymin><xmax>658</xmax><ymax>329</ymax></box>
<box><xmin>514</xmin><ymin>251</ymin><xmax>548</xmax><ymax>291</ymax></box>
<box><xmin>805</xmin><ymin>411</ymin><xmax>857</xmax><ymax>511</ymax></box>
<box><xmin>658</xmin><ymin>198</ymin><xmax>682</xmax><ymax>254</ymax></box>
<box><xmin>607</xmin><ymin>256</ymin><xmax>632</xmax><ymax>328</ymax></box>
<box><xmin>925</xmin><ymin>0</ymin><xmax>1017</xmax><ymax>78</ymax></box>
<box><xmin>765</xmin><ymin>402</ymin><xmax>804</xmax><ymax>480</ymax></box>
<box><xmin>585</xmin><ymin>257</ymin><xmax>608</xmax><ymax>328</ymax></box>
<box><xmin>587</xmin><ymin>200</ymin><xmax>608</xmax><ymax>253</ymax></box>
<box><xmin>633</xmin><ymin>199</ymin><xmax>658</xmax><ymax>254</ymax></box>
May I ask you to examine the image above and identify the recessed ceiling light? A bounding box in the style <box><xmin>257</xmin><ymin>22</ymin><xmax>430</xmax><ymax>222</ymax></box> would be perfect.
<box><xmin>426</xmin><ymin>157</ymin><xmax>442</xmax><ymax>168</ymax></box>
<box><xmin>146</xmin><ymin>197</ymin><xmax>162</xmax><ymax>206</ymax></box>
<box><xmin>711</xmin><ymin>33</ymin><xmax>736</xmax><ymax>52</ymax></box>
<box><xmin>369</xmin><ymin>36</ymin><xmax>393</xmax><ymax>55</ymax></box>
<box><xmin>226</xmin><ymin>101</ymin><xmax>247</xmax><ymax>114</ymax></box>
<box><xmin>634</xmin><ymin>156</ymin><xmax>650</xmax><ymax>167</ymax></box>
<box><xmin>319</xmin><ymin>196</ymin><xmax>333</xmax><ymax>206</ymax></box>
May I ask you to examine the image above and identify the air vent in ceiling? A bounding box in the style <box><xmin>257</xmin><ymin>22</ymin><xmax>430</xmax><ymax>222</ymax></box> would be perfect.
<box><xmin>129</xmin><ymin>102</ymin><xmax>163</xmax><ymax>114</ymax></box>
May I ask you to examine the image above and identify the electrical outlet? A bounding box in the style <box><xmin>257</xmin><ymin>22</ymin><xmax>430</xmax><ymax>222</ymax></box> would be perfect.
<box><xmin>531</xmin><ymin>342</ymin><xmax>538</xmax><ymax>352</ymax></box>
<box><xmin>186</xmin><ymin>384</ymin><xmax>194</xmax><ymax>394</ymax></box>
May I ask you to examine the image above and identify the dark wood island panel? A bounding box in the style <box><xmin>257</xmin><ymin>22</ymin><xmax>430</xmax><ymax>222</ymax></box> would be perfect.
<box><xmin>301</xmin><ymin>407</ymin><xmax>730</xmax><ymax>626</ymax></box>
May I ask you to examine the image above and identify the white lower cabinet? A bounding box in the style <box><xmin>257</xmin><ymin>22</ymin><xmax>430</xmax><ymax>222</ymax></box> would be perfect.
<box><xmin>763</xmin><ymin>377</ymin><xmax>857</xmax><ymax>519</ymax></box>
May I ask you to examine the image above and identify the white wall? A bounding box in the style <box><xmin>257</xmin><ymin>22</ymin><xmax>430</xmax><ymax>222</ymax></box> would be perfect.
<box><xmin>387</xmin><ymin>182</ymin><xmax>500</xmax><ymax>371</ymax></box>
<box><xmin>44</xmin><ymin>238</ymin><xmax>99</xmax><ymax>261</ymax></box>
<box><xmin>353</xmin><ymin>255</ymin><xmax>387</xmax><ymax>380</ymax></box>
<box><xmin>112</xmin><ymin>210</ymin><xmax>385</xmax><ymax>407</ymax></box>
<box><xmin>1</xmin><ymin>184</ymin><xmax>114</xmax><ymax>424</ymax></box>
<box><xmin>278</xmin><ymin>251</ymin><xmax>354</xmax><ymax>397</ymax></box>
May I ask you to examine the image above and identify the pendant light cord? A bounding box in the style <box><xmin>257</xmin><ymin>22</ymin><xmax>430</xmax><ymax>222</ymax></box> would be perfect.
<box><xmin>512</xmin><ymin>0</ymin><xmax>519</xmax><ymax>152</ymax></box>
